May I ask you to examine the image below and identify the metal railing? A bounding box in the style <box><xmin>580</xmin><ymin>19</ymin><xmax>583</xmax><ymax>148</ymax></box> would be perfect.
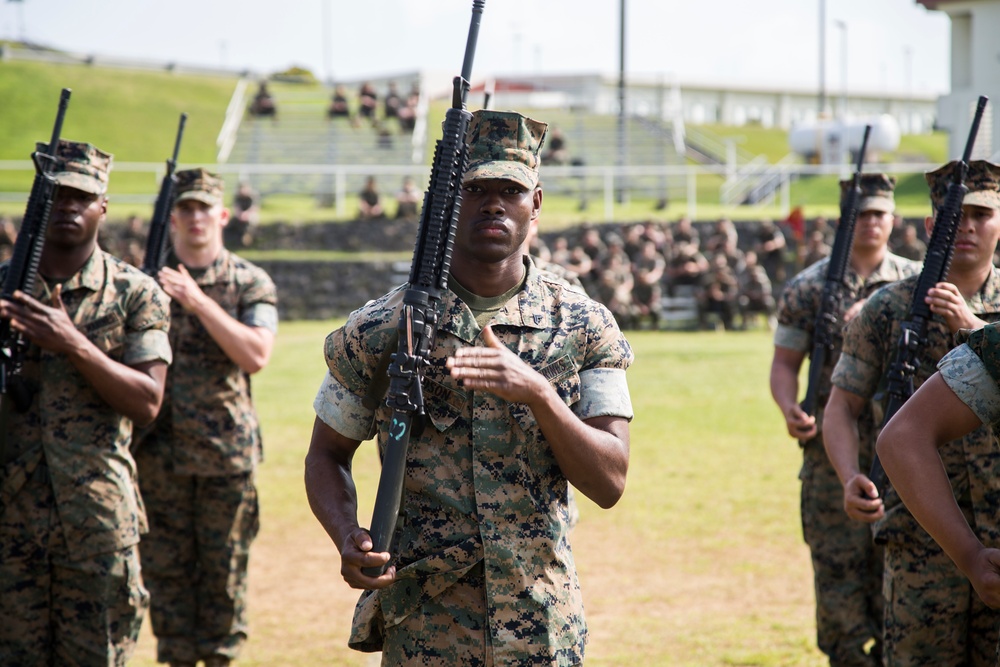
<box><xmin>0</xmin><ymin>160</ymin><xmax>940</xmax><ymax>220</ymax></box>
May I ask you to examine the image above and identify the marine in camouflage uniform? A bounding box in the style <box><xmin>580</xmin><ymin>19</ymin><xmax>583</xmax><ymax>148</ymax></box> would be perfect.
<box><xmin>133</xmin><ymin>169</ymin><xmax>278</xmax><ymax>667</ymax></box>
<box><xmin>877</xmin><ymin>322</ymin><xmax>1000</xmax><ymax>623</ymax></box>
<box><xmin>827</xmin><ymin>160</ymin><xmax>1000</xmax><ymax>666</ymax></box>
<box><xmin>305</xmin><ymin>110</ymin><xmax>634</xmax><ymax>666</ymax></box>
<box><xmin>0</xmin><ymin>140</ymin><xmax>171</xmax><ymax>666</ymax></box>
<box><xmin>771</xmin><ymin>174</ymin><xmax>919</xmax><ymax>666</ymax></box>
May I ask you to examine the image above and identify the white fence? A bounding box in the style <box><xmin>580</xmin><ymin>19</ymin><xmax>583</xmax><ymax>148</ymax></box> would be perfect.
<box><xmin>0</xmin><ymin>160</ymin><xmax>940</xmax><ymax>221</ymax></box>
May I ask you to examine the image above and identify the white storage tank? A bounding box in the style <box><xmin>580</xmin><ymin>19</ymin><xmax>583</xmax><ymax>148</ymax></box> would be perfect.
<box><xmin>788</xmin><ymin>114</ymin><xmax>901</xmax><ymax>163</ymax></box>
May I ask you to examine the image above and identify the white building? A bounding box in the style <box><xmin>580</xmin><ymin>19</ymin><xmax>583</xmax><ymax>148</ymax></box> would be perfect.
<box><xmin>918</xmin><ymin>0</ymin><xmax>999</xmax><ymax>158</ymax></box>
<box><xmin>480</xmin><ymin>73</ymin><xmax>937</xmax><ymax>134</ymax></box>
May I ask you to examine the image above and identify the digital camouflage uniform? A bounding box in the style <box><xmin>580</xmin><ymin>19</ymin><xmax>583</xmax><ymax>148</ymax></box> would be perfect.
<box><xmin>133</xmin><ymin>169</ymin><xmax>279</xmax><ymax>665</ymax></box>
<box><xmin>775</xmin><ymin>247</ymin><xmax>918</xmax><ymax>666</ymax></box>
<box><xmin>0</xmin><ymin>139</ymin><xmax>172</xmax><ymax>667</ymax></box>
<box><xmin>314</xmin><ymin>256</ymin><xmax>634</xmax><ymax>667</ymax></box>
<box><xmin>833</xmin><ymin>266</ymin><xmax>1000</xmax><ymax>667</ymax></box>
<box><xmin>939</xmin><ymin>324</ymin><xmax>1000</xmax><ymax>428</ymax></box>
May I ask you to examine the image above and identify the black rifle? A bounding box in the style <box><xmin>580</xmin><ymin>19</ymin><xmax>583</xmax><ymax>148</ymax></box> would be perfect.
<box><xmin>0</xmin><ymin>88</ymin><xmax>71</xmax><ymax>413</ymax></box>
<box><xmin>141</xmin><ymin>112</ymin><xmax>187</xmax><ymax>275</ymax></box>
<box><xmin>362</xmin><ymin>0</ymin><xmax>485</xmax><ymax>578</ymax></box>
<box><xmin>800</xmin><ymin>125</ymin><xmax>872</xmax><ymax>418</ymax></box>
<box><xmin>869</xmin><ymin>95</ymin><xmax>989</xmax><ymax>492</ymax></box>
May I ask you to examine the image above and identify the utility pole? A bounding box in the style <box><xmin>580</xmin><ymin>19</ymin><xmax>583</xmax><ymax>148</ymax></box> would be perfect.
<box><xmin>818</xmin><ymin>0</ymin><xmax>826</xmax><ymax>115</ymax></box>
<box><xmin>617</xmin><ymin>0</ymin><xmax>628</xmax><ymax>204</ymax></box>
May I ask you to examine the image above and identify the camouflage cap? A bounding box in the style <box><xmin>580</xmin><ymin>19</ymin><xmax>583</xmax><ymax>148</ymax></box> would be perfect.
<box><xmin>925</xmin><ymin>160</ymin><xmax>1000</xmax><ymax>211</ymax></box>
<box><xmin>839</xmin><ymin>173</ymin><xmax>895</xmax><ymax>213</ymax></box>
<box><xmin>35</xmin><ymin>139</ymin><xmax>113</xmax><ymax>196</ymax></box>
<box><xmin>174</xmin><ymin>168</ymin><xmax>225</xmax><ymax>207</ymax></box>
<box><xmin>463</xmin><ymin>110</ymin><xmax>547</xmax><ymax>189</ymax></box>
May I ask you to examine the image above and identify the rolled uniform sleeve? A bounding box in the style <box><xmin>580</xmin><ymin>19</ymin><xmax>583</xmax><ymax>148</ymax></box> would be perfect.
<box><xmin>773</xmin><ymin>261</ymin><xmax>824</xmax><ymax>353</ymax></box>
<box><xmin>577</xmin><ymin>368</ymin><xmax>632</xmax><ymax>420</ymax></box>
<box><xmin>313</xmin><ymin>371</ymin><xmax>376</xmax><ymax>441</ymax></box>
<box><xmin>312</xmin><ymin>322</ymin><xmax>387</xmax><ymax>442</ymax></box>
<box><xmin>240</xmin><ymin>301</ymin><xmax>279</xmax><ymax>334</ymax></box>
<box><xmin>774</xmin><ymin>324</ymin><xmax>810</xmax><ymax>353</ymax></box>
<box><xmin>939</xmin><ymin>343</ymin><xmax>1000</xmax><ymax>426</ymax></box>
<box><xmin>575</xmin><ymin>303</ymin><xmax>634</xmax><ymax>420</ymax></box>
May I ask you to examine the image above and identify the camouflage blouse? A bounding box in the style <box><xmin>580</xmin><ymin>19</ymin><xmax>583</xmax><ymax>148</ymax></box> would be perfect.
<box><xmin>833</xmin><ymin>269</ymin><xmax>1000</xmax><ymax>545</ymax></box>
<box><xmin>939</xmin><ymin>324</ymin><xmax>1000</xmax><ymax>426</ymax></box>
<box><xmin>1</xmin><ymin>248</ymin><xmax>171</xmax><ymax>558</ymax></box>
<box><xmin>774</xmin><ymin>252</ymin><xmax>919</xmax><ymax>428</ymax></box>
<box><xmin>314</xmin><ymin>258</ymin><xmax>633</xmax><ymax>665</ymax></box>
<box><xmin>139</xmin><ymin>249</ymin><xmax>278</xmax><ymax>476</ymax></box>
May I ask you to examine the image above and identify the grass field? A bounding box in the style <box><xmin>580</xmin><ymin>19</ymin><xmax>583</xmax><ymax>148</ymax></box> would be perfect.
<box><xmin>128</xmin><ymin>324</ymin><xmax>827</xmax><ymax>667</ymax></box>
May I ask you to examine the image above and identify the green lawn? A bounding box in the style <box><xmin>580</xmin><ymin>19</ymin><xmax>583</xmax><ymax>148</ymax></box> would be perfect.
<box><xmin>129</xmin><ymin>324</ymin><xmax>827</xmax><ymax>667</ymax></box>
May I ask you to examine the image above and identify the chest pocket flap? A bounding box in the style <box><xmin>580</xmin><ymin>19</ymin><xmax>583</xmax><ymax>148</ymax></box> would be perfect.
<box><xmin>508</xmin><ymin>355</ymin><xmax>581</xmax><ymax>434</ymax></box>
<box><xmin>80</xmin><ymin>304</ymin><xmax>127</xmax><ymax>356</ymax></box>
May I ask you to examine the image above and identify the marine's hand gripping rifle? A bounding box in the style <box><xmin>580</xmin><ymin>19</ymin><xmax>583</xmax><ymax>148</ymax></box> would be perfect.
<box><xmin>800</xmin><ymin>125</ymin><xmax>872</xmax><ymax>418</ymax></box>
<box><xmin>142</xmin><ymin>113</ymin><xmax>187</xmax><ymax>276</ymax></box>
<box><xmin>869</xmin><ymin>95</ymin><xmax>989</xmax><ymax>492</ymax></box>
<box><xmin>362</xmin><ymin>0</ymin><xmax>485</xmax><ymax>578</ymax></box>
<box><xmin>0</xmin><ymin>88</ymin><xmax>71</xmax><ymax>413</ymax></box>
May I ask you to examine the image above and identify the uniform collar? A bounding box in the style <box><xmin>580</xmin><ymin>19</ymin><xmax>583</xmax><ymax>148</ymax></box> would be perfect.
<box><xmin>438</xmin><ymin>256</ymin><xmax>551</xmax><ymax>343</ymax></box>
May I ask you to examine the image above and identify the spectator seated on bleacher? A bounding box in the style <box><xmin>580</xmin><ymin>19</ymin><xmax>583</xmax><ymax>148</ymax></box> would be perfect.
<box><xmin>892</xmin><ymin>223</ymin><xmax>927</xmax><ymax>262</ymax></box>
<box><xmin>594</xmin><ymin>250</ymin><xmax>636</xmax><ymax>330</ymax></box>
<box><xmin>394</xmin><ymin>176</ymin><xmax>420</xmax><ymax>220</ymax></box>
<box><xmin>737</xmin><ymin>250</ymin><xmax>776</xmax><ymax>330</ymax></box>
<box><xmin>358</xmin><ymin>176</ymin><xmax>384</xmax><ymax>219</ymax></box>
<box><xmin>631</xmin><ymin>239</ymin><xmax>666</xmax><ymax>329</ymax></box>
<box><xmin>225</xmin><ymin>181</ymin><xmax>260</xmax><ymax>249</ymax></box>
<box><xmin>249</xmin><ymin>81</ymin><xmax>277</xmax><ymax>118</ymax></box>
<box><xmin>801</xmin><ymin>229</ymin><xmax>831</xmax><ymax>268</ymax></box>
<box><xmin>327</xmin><ymin>85</ymin><xmax>351</xmax><ymax>119</ymax></box>
<box><xmin>666</xmin><ymin>240</ymin><xmax>708</xmax><ymax>297</ymax></box>
<box><xmin>397</xmin><ymin>85</ymin><xmax>420</xmax><ymax>133</ymax></box>
<box><xmin>384</xmin><ymin>81</ymin><xmax>402</xmax><ymax>119</ymax></box>
<box><xmin>541</xmin><ymin>127</ymin><xmax>569</xmax><ymax>166</ymax></box>
<box><xmin>357</xmin><ymin>82</ymin><xmax>378</xmax><ymax>123</ymax></box>
<box><xmin>699</xmin><ymin>252</ymin><xmax>739</xmax><ymax>331</ymax></box>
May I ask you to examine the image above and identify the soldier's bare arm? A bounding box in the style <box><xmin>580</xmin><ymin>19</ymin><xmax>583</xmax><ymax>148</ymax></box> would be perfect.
<box><xmin>877</xmin><ymin>373</ymin><xmax>1000</xmax><ymax>606</ymax></box>
<box><xmin>304</xmin><ymin>416</ymin><xmax>395</xmax><ymax>590</ymax></box>
<box><xmin>823</xmin><ymin>386</ymin><xmax>884</xmax><ymax>522</ymax></box>
<box><xmin>769</xmin><ymin>345</ymin><xmax>817</xmax><ymax>440</ymax></box>
<box><xmin>0</xmin><ymin>286</ymin><xmax>167</xmax><ymax>425</ymax></box>
<box><xmin>158</xmin><ymin>263</ymin><xmax>274</xmax><ymax>373</ymax></box>
<box><xmin>447</xmin><ymin>324</ymin><xmax>629</xmax><ymax>509</ymax></box>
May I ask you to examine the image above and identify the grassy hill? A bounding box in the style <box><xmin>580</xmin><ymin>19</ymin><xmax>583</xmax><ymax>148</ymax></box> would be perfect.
<box><xmin>0</xmin><ymin>58</ymin><xmax>949</xmax><ymax>224</ymax></box>
<box><xmin>0</xmin><ymin>59</ymin><xmax>238</xmax><ymax>193</ymax></box>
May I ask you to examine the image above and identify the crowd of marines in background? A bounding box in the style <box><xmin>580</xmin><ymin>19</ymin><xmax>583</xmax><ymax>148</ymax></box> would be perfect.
<box><xmin>1</xmin><ymin>205</ymin><xmax>944</xmax><ymax>335</ymax></box>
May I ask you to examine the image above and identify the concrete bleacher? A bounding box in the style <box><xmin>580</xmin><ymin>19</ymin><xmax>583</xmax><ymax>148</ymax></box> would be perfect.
<box><xmin>226</xmin><ymin>87</ymin><xmax>421</xmax><ymax>198</ymax></box>
<box><xmin>517</xmin><ymin>107</ymin><xmax>689</xmax><ymax>207</ymax></box>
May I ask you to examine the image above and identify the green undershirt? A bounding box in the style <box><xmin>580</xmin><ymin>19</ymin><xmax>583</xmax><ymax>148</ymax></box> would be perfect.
<box><xmin>448</xmin><ymin>265</ymin><xmax>527</xmax><ymax>329</ymax></box>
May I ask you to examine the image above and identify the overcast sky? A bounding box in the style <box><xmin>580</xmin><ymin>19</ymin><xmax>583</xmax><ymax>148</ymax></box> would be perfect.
<box><xmin>0</xmin><ymin>0</ymin><xmax>950</xmax><ymax>94</ymax></box>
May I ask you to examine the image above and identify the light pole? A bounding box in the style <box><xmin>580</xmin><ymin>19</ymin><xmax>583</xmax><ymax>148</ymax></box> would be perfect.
<box><xmin>818</xmin><ymin>0</ymin><xmax>826</xmax><ymax>115</ymax></box>
<box><xmin>616</xmin><ymin>0</ymin><xmax>628</xmax><ymax>204</ymax></box>
<box><xmin>904</xmin><ymin>45</ymin><xmax>913</xmax><ymax>133</ymax></box>
<box><xmin>321</xmin><ymin>0</ymin><xmax>333</xmax><ymax>85</ymax></box>
<box><xmin>834</xmin><ymin>20</ymin><xmax>847</xmax><ymax>121</ymax></box>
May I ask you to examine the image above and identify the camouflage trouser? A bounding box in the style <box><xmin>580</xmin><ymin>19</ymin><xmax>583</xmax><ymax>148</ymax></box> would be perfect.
<box><xmin>883</xmin><ymin>532</ymin><xmax>1000</xmax><ymax>666</ymax></box>
<box><xmin>0</xmin><ymin>459</ymin><xmax>147</xmax><ymax>666</ymax></box>
<box><xmin>135</xmin><ymin>451</ymin><xmax>259</xmax><ymax>665</ymax></box>
<box><xmin>380</xmin><ymin>563</ymin><xmax>582</xmax><ymax>667</ymax></box>
<box><xmin>799</xmin><ymin>440</ymin><xmax>883</xmax><ymax>667</ymax></box>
